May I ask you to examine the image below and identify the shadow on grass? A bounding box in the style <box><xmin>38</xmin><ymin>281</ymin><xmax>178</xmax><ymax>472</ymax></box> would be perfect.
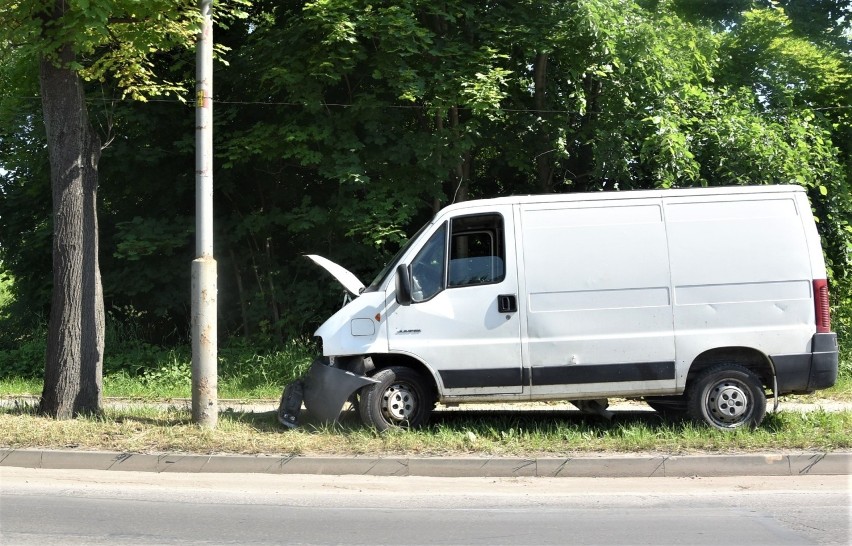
<box><xmin>759</xmin><ymin>411</ymin><xmax>786</xmax><ymax>433</ymax></box>
<box><xmin>0</xmin><ymin>400</ymin><xmax>41</xmax><ymax>415</ymax></box>
<box><xmin>216</xmin><ymin>406</ymin><xmax>692</xmax><ymax>436</ymax></box>
<box><xmin>218</xmin><ymin>408</ymin><xmax>281</xmax><ymax>431</ymax></box>
<box><xmin>0</xmin><ymin>401</ymin><xmax>701</xmax><ymax>436</ymax></box>
<box><xmin>429</xmin><ymin>408</ymin><xmax>682</xmax><ymax>435</ymax></box>
<box><xmin>108</xmin><ymin>413</ymin><xmax>193</xmax><ymax>427</ymax></box>
<box><xmin>217</xmin><ymin>406</ymin><xmax>368</xmax><ymax>433</ymax></box>
<box><xmin>434</xmin><ymin>408</ymin><xmax>661</xmax><ymax>424</ymax></box>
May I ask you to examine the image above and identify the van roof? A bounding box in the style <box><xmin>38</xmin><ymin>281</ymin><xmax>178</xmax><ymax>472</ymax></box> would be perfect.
<box><xmin>438</xmin><ymin>184</ymin><xmax>805</xmax><ymax>215</ymax></box>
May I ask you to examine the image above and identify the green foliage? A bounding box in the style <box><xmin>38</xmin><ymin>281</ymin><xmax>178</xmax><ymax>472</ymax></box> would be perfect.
<box><xmin>0</xmin><ymin>317</ymin><xmax>317</xmax><ymax>400</ymax></box>
<box><xmin>140</xmin><ymin>355</ymin><xmax>192</xmax><ymax>388</ymax></box>
<box><xmin>833</xmin><ymin>276</ymin><xmax>852</xmax><ymax>376</ymax></box>
<box><xmin>0</xmin><ymin>55</ymin><xmax>52</xmax><ymax>323</ymax></box>
<box><xmin>1</xmin><ymin>0</ymin><xmax>850</xmax><ymax>349</ymax></box>
<box><xmin>218</xmin><ymin>338</ymin><xmax>315</xmax><ymax>397</ymax></box>
<box><xmin>0</xmin><ymin>0</ymin><xmax>251</xmax><ymax>344</ymax></box>
<box><xmin>0</xmin><ymin>268</ymin><xmax>12</xmax><ymax>315</ymax></box>
<box><xmin>0</xmin><ymin>0</ymin><xmax>249</xmax><ymax>99</ymax></box>
<box><xmin>0</xmin><ymin>324</ymin><xmax>47</xmax><ymax>379</ymax></box>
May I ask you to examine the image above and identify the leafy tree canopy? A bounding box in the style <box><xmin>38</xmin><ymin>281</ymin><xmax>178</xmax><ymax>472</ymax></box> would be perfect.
<box><xmin>1</xmin><ymin>0</ymin><xmax>849</xmax><ymax>346</ymax></box>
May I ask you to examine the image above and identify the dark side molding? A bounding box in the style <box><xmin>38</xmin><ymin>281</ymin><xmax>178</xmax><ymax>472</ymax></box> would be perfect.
<box><xmin>439</xmin><ymin>361</ymin><xmax>675</xmax><ymax>389</ymax></box>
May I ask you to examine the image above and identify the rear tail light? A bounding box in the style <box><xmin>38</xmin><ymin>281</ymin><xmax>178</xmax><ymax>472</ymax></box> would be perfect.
<box><xmin>813</xmin><ymin>279</ymin><xmax>831</xmax><ymax>333</ymax></box>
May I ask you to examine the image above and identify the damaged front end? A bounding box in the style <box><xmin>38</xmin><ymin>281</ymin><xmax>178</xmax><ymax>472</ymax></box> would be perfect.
<box><xmin>278</xmin><ymin>358</ymin><xmax>378</xmax><ymax>429</ymax></box>
<box><xmin>279</xmin><ymin>254</ymin><xmax>389</xmax><ymax>429</ymax></box>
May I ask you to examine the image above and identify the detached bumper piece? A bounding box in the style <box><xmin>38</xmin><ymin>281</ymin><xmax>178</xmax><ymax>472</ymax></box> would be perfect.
<box><xmin>277</xmin><ymin>380</ymin><xmax>303</xmax><ymax>429</ymax></box>
<box><xmin>278</xmin><ymin>358</ymin><xmax>378</xmax><ymax>429</ymax></box>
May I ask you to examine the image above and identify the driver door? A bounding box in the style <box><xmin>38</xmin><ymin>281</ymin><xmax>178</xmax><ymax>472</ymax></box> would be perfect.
<box><xmin>388</xmin><ymin>207</ymin><xmax>524</xmax><ymax>395</ymax></box>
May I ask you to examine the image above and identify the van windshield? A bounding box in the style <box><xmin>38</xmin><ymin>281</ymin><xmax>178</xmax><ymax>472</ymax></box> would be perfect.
<box><xmin>363</xmin><ymin>221</ymin><xmax>432</xmax><ymax>293</ymax></box>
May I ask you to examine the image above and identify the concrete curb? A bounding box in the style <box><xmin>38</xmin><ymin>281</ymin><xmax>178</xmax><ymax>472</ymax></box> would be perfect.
<box><xmin>1</xmin><ymin>449</ymin><xmax>849</xmax><ymax>478</ymax></box>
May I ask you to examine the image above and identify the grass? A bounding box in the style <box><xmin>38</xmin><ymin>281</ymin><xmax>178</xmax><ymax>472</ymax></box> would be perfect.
<box><xmin>0</xmin><ymin>371</ymin><xmax>301</xmax><ymax>401</ymax></box>
<box><xmin>0</xmin><ymin>336</ymin><xmax>316</xmax><ymax>400</ymax></box>
<box><xmin>0</xmin><ymin>317</ymin><xmax>849</xmax><ymax>456</ymax></box>
<box><xmin>1</xmin><ymin>403</ymin><xmax>850</xmax><ymax>456</ymax></box>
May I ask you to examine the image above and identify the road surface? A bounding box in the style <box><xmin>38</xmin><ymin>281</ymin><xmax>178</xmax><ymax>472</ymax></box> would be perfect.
<box><xmin>1</xmin><ymin>468</ymin><xmax>849</xmax><ymax>545</ymax></box>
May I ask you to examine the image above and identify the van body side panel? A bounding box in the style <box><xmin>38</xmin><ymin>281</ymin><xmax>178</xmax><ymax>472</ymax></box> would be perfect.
<box><xmin>520</xmin><ymin>200</ymin><xmax>677</xmax><ymax>397</ymax></box>
<box><xmin>666</xmin><ymin>195</ymin><xmax>816</xmax><ymax>388</ymax></box>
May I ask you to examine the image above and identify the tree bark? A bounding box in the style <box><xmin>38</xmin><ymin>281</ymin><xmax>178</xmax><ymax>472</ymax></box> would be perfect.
<box><xmin>449</xmin><ymin>106</ymin><xmax>470</xmax><ymax>203</ymax></box>
<box><xmin>38</xmin><ymin>39</ymin><xmax>104</xmax><ymax>419</ymax></box>
<box><xmin>229</xmin><ymin>247</ymin><xmax>250</xmax><ymax>338</ymax></box>
<box><xmin>567</xmin><ymin>74</ymin><xmax>602</xmax><ymax>191</ymax></box>
<box><xmin>533</xmin><ymin>53</ymin><xmax>555</xmax><ymax>193</ymax></box>
<box><xmin>433</xmin><ymin>112</ymin><xmax>445</xmax><ymax>213</ymax></box>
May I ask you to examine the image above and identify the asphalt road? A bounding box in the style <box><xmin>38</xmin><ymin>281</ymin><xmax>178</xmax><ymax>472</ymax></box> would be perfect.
<box><xmin>1</xmin><ymin>468</ymin><xmax>849</xmax><ymax>545</ymax></box>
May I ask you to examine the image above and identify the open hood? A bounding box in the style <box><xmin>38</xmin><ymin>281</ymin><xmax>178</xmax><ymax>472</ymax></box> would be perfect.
<box><xmin>305</xmin><ymin>254</ymin><xmax>365</xmax><ymax>297</ymax></box>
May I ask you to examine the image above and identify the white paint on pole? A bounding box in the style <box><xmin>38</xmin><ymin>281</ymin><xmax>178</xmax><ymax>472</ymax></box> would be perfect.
<box><xmin>192</xmin><ymin>258</ymin><xmax>217</xmax><ymax>426</ymax></box>
<box><xmin>192</xmin><ymin>0</ymin><xmax>217</xmax><ymax>428</ymax></box>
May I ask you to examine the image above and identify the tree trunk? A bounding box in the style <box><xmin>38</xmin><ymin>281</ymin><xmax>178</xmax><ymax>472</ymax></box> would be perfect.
<box><xmin>449</xmin><ymin>106</ymin><xmax>470</xmax><ymax>203</ymax></box>
<box><xmin>533</xmin><ymin>53</ymin><xmax>555</xmax><ymax>193</ymax></box>
<box><xmin>433</xmin><ymin>112</ymin><xmax>445</xmax><ymax>213</ymax></box>
<box><xmin>229</xmin><ymin>247</ymin><xmax>250</xmax><ymax>338</ymax></box>
<box><xmin>265</xmin><ymin>237</ymin><xmax>283</xmax><ymax>344</ymax></box>
<box><xmin>38</xmin><ymin>41</ymin><xmax>104</xmax><ymax>419</ymax></box>
<box><xmin>568</xmin><ymin>74</ymin><xmax>602</xmax><ymax>191</ymax></box>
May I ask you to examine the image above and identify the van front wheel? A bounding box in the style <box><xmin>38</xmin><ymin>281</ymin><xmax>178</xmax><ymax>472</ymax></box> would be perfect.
<box><xmin>359</xmin><ymin>366</ymin><xmax>433</xmax><ymax>431</ymax></box>
<box><xmin>687</xmin><ymin>364</ymin><xmax>766</xmax><ymax>430</ymax></box>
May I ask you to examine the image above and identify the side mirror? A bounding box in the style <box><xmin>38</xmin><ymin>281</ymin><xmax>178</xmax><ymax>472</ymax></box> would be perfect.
<box><xmin>395</xmin><ymin>264</ymin><xmax>412</xmax><ymax>306</ymax></box>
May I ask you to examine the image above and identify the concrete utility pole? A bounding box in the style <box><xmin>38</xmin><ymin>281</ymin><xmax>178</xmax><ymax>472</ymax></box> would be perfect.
<box><xmin>192</xmin><ymin>0</ymin><xmax>217</xmax><ymax>428</ymax></box>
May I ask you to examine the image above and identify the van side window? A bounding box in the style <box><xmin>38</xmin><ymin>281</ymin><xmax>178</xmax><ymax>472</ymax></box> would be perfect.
<box><xmin>410</xmin><ymin>223</ymin><xmax>447</xmax><ymax>302</ymax></box>
<box><xmin>448</xmin><ymin>214</ymin><xmax>505</xmax><ymax>287</ymax></box>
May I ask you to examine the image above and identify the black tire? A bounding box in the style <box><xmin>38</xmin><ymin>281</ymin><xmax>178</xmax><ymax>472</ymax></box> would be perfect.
<box><xmin>645</xmin><ymin>395</ymin><xmax>687</xmax><ymax>416</ymax></box>
<box><xmin>687</xmin><ymin>364</ymin><xmax>766</xmax><ymax>430</ymax></box>
<box><xmin>358</xmin><ymin>366</ymin><xmax>433</xmax><ymax>431</ymax></box>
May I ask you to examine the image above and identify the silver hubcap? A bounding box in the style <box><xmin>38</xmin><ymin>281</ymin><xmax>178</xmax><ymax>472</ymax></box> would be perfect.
<box><xmin>381</xmin><ymin>383</ymin><xmax>417</xmax><ymax>423</ymax></box>
<box><xmin>707</xmin><ymin>380</ymin><xmax>749</xmax><ymax>424</ymax></box>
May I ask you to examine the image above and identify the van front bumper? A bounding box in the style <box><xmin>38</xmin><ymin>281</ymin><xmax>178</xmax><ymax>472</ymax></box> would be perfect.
<box><xmin>771</xmin><ymin>333</ymin><xmax>839</xmax><ymax>395</ymax></box>
<box><xmin>278</xmin><ymin>358</ymin><xmax>378</xmax><ymax>428</ymax></box>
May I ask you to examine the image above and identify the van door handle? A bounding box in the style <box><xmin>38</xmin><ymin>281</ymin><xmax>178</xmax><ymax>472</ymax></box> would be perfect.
<box><xmin>498</xmin><ymin>294</ymin><xmax>517</xmax><ymax>313</ymax></box>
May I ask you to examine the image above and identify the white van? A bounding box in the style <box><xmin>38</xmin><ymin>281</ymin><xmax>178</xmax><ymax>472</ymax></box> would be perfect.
<box><xmin>279</xmin><ymin>185</ymin><xmax>838</xmax><ymax>430</ymax></box>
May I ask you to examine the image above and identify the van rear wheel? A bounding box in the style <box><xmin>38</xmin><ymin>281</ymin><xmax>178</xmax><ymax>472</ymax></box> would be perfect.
<box><xmin>358</xmin><ymin>366</ymin><xmax>433</xmax><ymax>431</ymax></box>
<box><xmin>687</xmin><ymin>364</ymin><xmax>766</xmax><ymax>430</ymax></box>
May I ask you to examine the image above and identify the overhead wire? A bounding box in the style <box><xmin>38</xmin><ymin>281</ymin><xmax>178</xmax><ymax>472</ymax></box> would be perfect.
<box><xmin>3</xmin><ymin>95</ymin><xmax>851</xmax><ymax>115</ymax></box>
